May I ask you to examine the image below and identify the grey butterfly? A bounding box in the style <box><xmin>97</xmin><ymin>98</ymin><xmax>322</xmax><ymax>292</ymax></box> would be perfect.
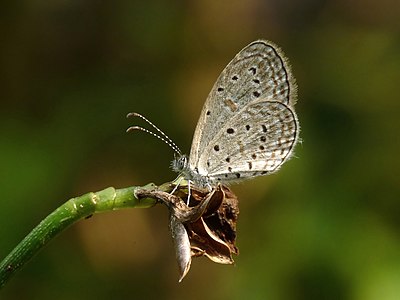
<box><xmin>128</xmin><ymin>40</ymin><xmax>299</xmax><ymax>190</ymax></box>
<box><xmin>171</xmin><ymin>40</ymin><xmax>299</xmax><ymax>189</ymax></box>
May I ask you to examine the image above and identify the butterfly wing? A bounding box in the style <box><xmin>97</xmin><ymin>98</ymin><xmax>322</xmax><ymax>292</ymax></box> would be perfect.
<box><xmin>201</xmin><ymin>99</ymin><xmax>298</xmax><ymax>182</ymax></box>
<box><xmin>188</xmin><ymin>40</ymin><xmax>298</xmax><ymax>180</ymax></box>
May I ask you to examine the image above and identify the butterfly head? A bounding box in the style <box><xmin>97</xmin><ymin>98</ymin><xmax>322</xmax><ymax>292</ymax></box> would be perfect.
<box><xmin>171</xmin><ymin>154</ymin><xmax>188</xmax><ymax>173</ymax></box>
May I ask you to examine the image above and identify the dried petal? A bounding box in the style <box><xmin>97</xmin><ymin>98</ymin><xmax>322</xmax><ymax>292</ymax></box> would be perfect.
<box><xmin>169</xmin><ymin>215</ymin><xmax>191</xmax><ymax>282</ymax></box>
<box><xmin>185</xmin><ymin>185</ymin><xmax>239</xmax><ymax>264</ymax></box>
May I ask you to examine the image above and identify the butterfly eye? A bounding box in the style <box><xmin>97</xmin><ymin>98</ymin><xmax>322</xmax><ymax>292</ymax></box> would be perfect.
<box><xmin>177</xmin><ymin>155</ymin><xmax>188</xmax><ymax>170</ymax></box>
<box><xmin>181</xmin><ymin>156</ymin><xmax>187</xmax><ymax>165</ymax></box>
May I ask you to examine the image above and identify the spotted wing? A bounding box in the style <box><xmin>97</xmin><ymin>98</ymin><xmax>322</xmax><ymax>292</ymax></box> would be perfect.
<box><xmin>198</xmin><ymin>99</ymin><xmax>298</xmax><ymax>182</ymax></box>
<box><xmin>189</xmin><ymin>40</ymin><xmax>297</xmax><ymax>172</ymax></box>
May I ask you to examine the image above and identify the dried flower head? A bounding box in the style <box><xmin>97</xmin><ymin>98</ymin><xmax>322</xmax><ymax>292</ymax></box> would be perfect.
<box><xmin>135</xmin><ymin>183</ymin><xmax>239</xmax><ymax>281</ymax></box>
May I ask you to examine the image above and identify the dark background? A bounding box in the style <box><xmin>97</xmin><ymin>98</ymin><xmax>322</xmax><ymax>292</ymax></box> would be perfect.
<box><xmin>1</xmin><ymin>1</ymin><xmax>399</xmax><ymax>299</ymax></box>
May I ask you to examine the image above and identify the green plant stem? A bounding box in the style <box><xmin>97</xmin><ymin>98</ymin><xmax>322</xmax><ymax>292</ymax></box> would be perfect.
<box><xmin>0</xmin><ymin>184</ymin><xmax>158</xmax><ymax>289</ymax></box>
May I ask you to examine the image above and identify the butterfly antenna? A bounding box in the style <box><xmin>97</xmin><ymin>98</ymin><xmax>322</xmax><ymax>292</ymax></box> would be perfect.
<box><xmin>127</xmin><ymin>113</ymin><xmax>182</xmax><ymax>155</ymax></box>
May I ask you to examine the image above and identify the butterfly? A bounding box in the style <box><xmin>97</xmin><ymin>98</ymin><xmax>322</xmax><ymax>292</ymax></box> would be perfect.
<box><xmin>128</xmin><ymin>40</ymin><xmax>299</xmax><ymax>191</ymax></box>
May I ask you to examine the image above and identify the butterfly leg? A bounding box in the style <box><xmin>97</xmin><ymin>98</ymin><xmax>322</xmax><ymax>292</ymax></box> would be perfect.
<box><xmin>186</xmin><ymin>180</ymin><xmax>191</xmax><ymax>206</ymax></box>
<box><xmin>170</xmin><ymin>175</ymin><xmax>184</xmax><ymax>195</ymax></box>
<box><xmin>170</xmin><ymin>175</ymin><xmax>191</xmax><ymax>206</ymax></box>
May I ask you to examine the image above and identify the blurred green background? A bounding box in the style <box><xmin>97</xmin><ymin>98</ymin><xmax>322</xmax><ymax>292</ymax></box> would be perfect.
<box><xmin>1</xmin><ymin>1</ymin><xmax>399</xmax><ymax>299</ymax></box>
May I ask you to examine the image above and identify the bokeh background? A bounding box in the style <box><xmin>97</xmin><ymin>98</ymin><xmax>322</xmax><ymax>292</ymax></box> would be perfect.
<box><xmin>1</xmin><ymin>1</ymin><xmax>399</xmax><ymax>299</ymax></box>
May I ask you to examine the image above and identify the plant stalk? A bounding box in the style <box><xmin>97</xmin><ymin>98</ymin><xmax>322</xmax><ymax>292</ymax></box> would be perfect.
<box><xmin>0</xmin><ymin>184</ymin><xmax>158</xmax><ymax>289</ymax></box>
